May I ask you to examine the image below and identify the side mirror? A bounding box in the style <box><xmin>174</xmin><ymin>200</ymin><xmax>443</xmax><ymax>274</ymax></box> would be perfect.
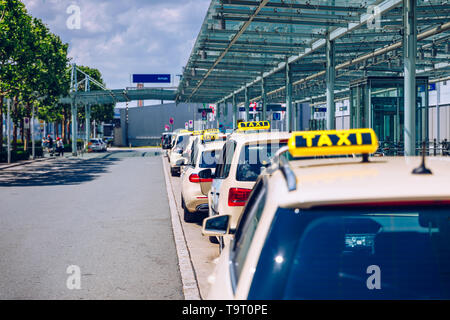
<box><xmin>175</xmin><ymin>158</ymin><xmax>186</xmax><ymax>166</ymax></box>
<box><xmin>202</xmin><ymin>215</ymin><xmax>231</xmax><ymax>237</ymax></box>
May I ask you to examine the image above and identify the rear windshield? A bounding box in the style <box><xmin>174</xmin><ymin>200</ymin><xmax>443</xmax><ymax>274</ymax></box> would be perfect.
<box><xmin>248</xmin><ymin>205</ymin><xmax>450</xmax><ymax>299</ymax></box>
<box><xmin>199</xmin><ymin>150</ymin><xmax>220</xmax><ymax>168</ymax></box>
<box><xmin>236</xmin><ymin>142</ymin><xmax>287</xmax><ymax>181</ymax></box>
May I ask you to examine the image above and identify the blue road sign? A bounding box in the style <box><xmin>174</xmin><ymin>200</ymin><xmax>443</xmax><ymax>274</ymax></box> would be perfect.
<box><xmin>272</xmin><ymin>112</ymin><xmax>281</xmax><ymax>120</ymax></box>
<box><xmin>132</xmin><ymin>74</ymin><xmax>171</xmax><ymax>83</ymax></box>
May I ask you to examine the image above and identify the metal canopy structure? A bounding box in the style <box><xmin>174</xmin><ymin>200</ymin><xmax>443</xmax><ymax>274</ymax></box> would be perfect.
<box><xmin>60</xmin><ymin>87</ymin><xmax>177</xmax><ymax>105</ymax></box>
<box><xmin>176</xmin><ymin>0</ymin><xmax>450</xmax><ymax>107</ymax></box>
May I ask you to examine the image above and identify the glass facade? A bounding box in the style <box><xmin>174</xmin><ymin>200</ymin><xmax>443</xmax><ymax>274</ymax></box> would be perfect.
<box><xmin>350</xmin><ymin>77</ymin><xmax>429</xmax><ymax>155</ymax></box>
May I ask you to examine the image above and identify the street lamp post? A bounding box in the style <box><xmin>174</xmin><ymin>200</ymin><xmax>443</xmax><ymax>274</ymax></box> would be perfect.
<box><xmin>7</xmin><ymin>98</ymin><xmax>11</xmax><ymax>164</ymax></box>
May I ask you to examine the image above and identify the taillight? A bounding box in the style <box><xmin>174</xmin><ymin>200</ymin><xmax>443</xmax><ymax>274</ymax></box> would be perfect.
<box><xmin>189</xmin><ymin>173</ymin><xmax>212</xmax><ymax>183</ymax></box>
<box><xmin>228</xmin><ymin>188</ymin><xmax>252</xmax><ymax>207</ymax></box>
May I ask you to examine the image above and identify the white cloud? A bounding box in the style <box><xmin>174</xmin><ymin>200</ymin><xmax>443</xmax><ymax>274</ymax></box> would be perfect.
<box><xmin>22</xmin><ymin>0</ymin><xmax>210</xmax><ymax>90</ymax></box>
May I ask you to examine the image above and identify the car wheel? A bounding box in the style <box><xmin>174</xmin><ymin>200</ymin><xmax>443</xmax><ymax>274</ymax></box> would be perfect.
<box><xmin>209</xmin><ymin>236</ymin><xmax>219</xmax><ymax>244</ymax></box>
<box><xmin>183</xmin><ymin>206</ymin><xmax>197</xmax><ymax>223</ymax></box>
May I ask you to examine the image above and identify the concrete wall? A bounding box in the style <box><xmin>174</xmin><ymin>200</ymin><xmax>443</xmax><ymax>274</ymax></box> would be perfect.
<box><xmin>119</xmin><ymin>102</ymin><xmax>208</xmax><ymax>146</ymax></box>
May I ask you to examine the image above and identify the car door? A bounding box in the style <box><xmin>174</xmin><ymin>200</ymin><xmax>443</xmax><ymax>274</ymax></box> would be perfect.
<box><xmin>210</xmin><ymin>141</ymin><xmax>236</xmax><ymax>215</ymax></box>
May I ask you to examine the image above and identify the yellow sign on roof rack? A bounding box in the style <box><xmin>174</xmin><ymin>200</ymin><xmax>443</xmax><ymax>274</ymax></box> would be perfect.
<box><xmin>201</xmin><ymin>133</ymin><xmax>219</xmax><ymax>142</ymax></box>
<box><xmin>192</xmin><ymin>130</ymin><xmax>203</xmax><ymax>136</ymax></box>
<box><xmin>237</xmin><ymin>121</ymin><xmax>270</xmax><ymax>131</ymax></box>
<box><xmin>203</xmin><ymin>128</ymin><xmax>219</xmax><ymax>134</ymax></box>
<box><xmin>288</xmin><ymin>128</ymin><xmax>378</xmax><ymax>157</ymax></box>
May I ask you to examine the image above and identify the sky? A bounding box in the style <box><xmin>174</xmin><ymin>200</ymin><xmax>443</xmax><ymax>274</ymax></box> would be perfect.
<box><xmin>22</xmin><ymin>0</ymin><xmax>210</xmax><ymax>106</ymax></box>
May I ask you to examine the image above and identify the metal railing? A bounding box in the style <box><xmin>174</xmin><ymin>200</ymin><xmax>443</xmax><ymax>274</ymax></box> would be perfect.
<box><xmin>375</xmin><ymin>140</ymin><xmax>450</xmax><ymax>156</ymax></box>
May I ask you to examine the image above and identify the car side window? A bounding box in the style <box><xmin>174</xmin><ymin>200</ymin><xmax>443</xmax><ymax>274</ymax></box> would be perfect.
<box><xmin>221</xmin><ymin>141</ymin><xmax>236</xmax><ymax>179</ymax></box>
<box><xmin>214</xmin><ymin>145</ymin><xmax>226</xmax><ymax>178</ymax></box>
<box><xmin>190</xmin><ymin>141</ymin><xmax>198</xmax><ymax>166</ymax></box>
<box><xmin>230</xmin><ymin>180</ymin><xmax>267</xmax><ymax>284</ymax></box>
<box><xmin>215</xmin><ymin>141</ymin><xmax>234</xmax><ymax>179</ymax></box>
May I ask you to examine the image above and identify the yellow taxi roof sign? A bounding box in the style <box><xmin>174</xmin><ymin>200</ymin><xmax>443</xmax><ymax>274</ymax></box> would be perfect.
<box><xmin>203</xmin><ymin>128</ymin><xmax>219</xmax><ymax>133</ymax></box>
<box><xmin>201</xmin><ymin>133</ymin><xmax>219</xmax><ymax>142</ymax></box>
<box><xmin>192</xmin><ymin>130</ymin><xmax>203</xmax><ymax>136</ymax></box>
<box><xmin>288</xmin><ymin>128</ymin><xmax>378</xmax><ymax>157</ymax></box>
<box><xmin>237</xmin><ymin>121</ymin><xmax>270</xmax><ymax>131</ymax></box>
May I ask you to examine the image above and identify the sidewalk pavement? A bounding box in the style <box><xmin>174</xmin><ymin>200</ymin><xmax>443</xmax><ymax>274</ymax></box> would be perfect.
<box><xmin>0</xmin><ymin>153</ymin><xmax>74</xmax><ymax>170</ymax></box>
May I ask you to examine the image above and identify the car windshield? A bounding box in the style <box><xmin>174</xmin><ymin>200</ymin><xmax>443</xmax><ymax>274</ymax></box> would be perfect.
<box><xmin>248</xmin><ymin>205</ymin><xmax>450</xmax><ymax>299</ymax></box>
<box><xmin>236</xmin><ymin>142</ymin><xmax>287</xmax><ymax>181</ymax></box>
<box><xmin>199</xmin><ymin>150</ymin><xmax>220</xmax><ymax>168</ymax></box>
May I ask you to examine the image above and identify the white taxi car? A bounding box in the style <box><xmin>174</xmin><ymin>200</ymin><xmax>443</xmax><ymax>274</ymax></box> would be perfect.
<box><xmin>180</xmin><ymin>138</ymin><xmax>225</xmax><ymax>223</ymax></box>
<box><xmin>169</xmin><ymin>131</ymin><xmax>193</xmax><ymax>176</ymax></box>
<box><xmin>203</xmin><ymin>128</ymin><xmax>450</xmax><ymax>299</ymax></box>
<box><xmin>198</xmin><ymin>121</ymin><xmax>290</xmax><ymax>245</ymax></box>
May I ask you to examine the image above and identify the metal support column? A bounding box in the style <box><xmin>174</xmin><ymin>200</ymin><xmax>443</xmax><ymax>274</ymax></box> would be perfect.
<box><xmin>244</xmin><ymin>87</ymin><xmax>250</xmax><ymax>121</ymax></box>
<box><xmin>286</xmin><ymin>61</ymin><xmax>293</xmax><ymax>132</ymax></box>
<box><xmin>436</xmin><ymin>81</ymin><xmax>440</xmax><ymax>144</ymax></box>
<box><xmin>224</xmin><ymin>99</ymin><xmax>228</xmax><ymax>118</ymax></box>
<box><xmin>232</xmin><ymin>94</ymin><xmax>237</xmax><ymax>129</ymax></box>
<box><xmin>71</xmin><ymin>99</ymin><xmax>77</xmax><ymax>156</ymax></box>
<box><xmin>261</xmin><ymin>76</ymin><xmax>267</xmax><ymax>121</ymax></box>
<box><xmin>356</xmin><ymin>85</ymin><xmax>361</xmax><ymax>128</ymax></box>
<box><xmin>71</xmin><ymin>63</ymin><xmax>78</xmax><ymax>156</ymax></box>
<box><xmin>403</xmin><ymin>0</ymin><xmax>417</xmax><ymax>156</ymax></box>
<box><xmin>85</xmin><ymin>77</ymin><xmax>91</xmax><ymax>144</ymax></box>
<box><xmin>217</xmin><ymin>102</ymin><xmax>221</xmax><ymax>128</ymax></box>
<box><xmin>31</xmin><ymin>104</ymin><xmax>35</xmax><ymax>159</ymax></box>
<box><xmin>326</xmin><ymin>37</ymin><xmax>336</xmax><ymax>130</ymax></box>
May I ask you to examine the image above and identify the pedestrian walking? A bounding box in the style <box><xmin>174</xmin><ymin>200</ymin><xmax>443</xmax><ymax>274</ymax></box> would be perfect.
<box><xmin>56</xmin><ymin>137</ymin><xmax>64</xmax><ymax>157</ymax></box>
<box><xmin>47</xmin><ymin>135</ymin><xmax>54</xmax><ymax>156</ymax></box>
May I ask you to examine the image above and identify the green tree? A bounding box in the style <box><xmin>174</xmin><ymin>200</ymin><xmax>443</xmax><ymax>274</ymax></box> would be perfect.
<box><xmin>0</xmin><ymin>0</ymin><xmax>33</xmax><ymax>153</ymax></box>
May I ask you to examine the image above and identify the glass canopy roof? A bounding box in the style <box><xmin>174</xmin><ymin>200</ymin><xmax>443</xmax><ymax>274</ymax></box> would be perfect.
<box><xmin>176</xmin><ymin>0</ymin><xmax>450</xmax><ymax>105</ymax></box>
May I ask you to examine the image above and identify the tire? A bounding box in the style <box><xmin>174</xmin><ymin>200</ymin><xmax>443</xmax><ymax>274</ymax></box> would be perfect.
<box><xmin>209</xmin><ymin>236</ymin><xmax>219</xmax><ymax>244</ymax></box>
<box><xmin>183</xmin><ymin>206</ymin><xmax>197</xmax><ymax>223</ymax></box>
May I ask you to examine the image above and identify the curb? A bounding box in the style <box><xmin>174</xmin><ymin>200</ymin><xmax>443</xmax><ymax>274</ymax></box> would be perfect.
<box><xmin>162</xmin><ymin>156</ymin><xmax>201</xmax><ymax>300</ymax></box>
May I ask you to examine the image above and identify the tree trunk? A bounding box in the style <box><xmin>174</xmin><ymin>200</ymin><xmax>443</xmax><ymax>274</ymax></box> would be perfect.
<box><xmin>55</xmin><ymin>121</ymin><xmax>59</xmax><ymax>138</ymax></box>
<box><xmin>12</xmin><ymin>122</ymin><xmax>17</xmax><ymax>152</ymax></box>
<box><xmin>62</xmin><ymin>109</ymin><xmax>66</xmax><ymax>143</ymax></box>
<box><xmin>67</xmin><ymin>119</ymin><xmax>71</xmax><ymax>142</ymax></box>
<box><xmin>22</xmin><ymin>118</ymin><xmax>27</xmax><ymax>152</ymax></box>
<box><xmin>0</xmin><ymin>97</ymin><xmax>3</xmax><ymax>156</ymax></box>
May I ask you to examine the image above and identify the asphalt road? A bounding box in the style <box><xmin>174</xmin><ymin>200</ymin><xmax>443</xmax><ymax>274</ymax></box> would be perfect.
<box><xmin>0</xmin><ymin>149</ymin><xmax>183</xmax><ymax>299</ymax></box>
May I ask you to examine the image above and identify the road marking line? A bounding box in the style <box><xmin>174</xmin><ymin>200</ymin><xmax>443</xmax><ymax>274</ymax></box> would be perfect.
<box><xmin>162</xmin><ymin>156</ymin><xmax>201</xmax><ymax>300</ymax></box>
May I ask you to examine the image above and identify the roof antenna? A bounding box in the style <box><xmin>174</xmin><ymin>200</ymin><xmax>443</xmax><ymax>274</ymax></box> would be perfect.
<box><xmin>412</xmin><ymin>141</ymin><xmax>432</xmax><ymax>175</ymax></box>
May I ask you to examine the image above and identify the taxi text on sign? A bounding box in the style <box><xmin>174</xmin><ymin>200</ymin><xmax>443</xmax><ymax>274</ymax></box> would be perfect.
<box><xmin>288</xmin><ymin>128</ymin><xmax>379</xmax><ymax>157</ymax></box>
<box><xmin>237</xmin><ymin>121</ymin><xmax>270</xmax><ymax>131</ymax></box>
